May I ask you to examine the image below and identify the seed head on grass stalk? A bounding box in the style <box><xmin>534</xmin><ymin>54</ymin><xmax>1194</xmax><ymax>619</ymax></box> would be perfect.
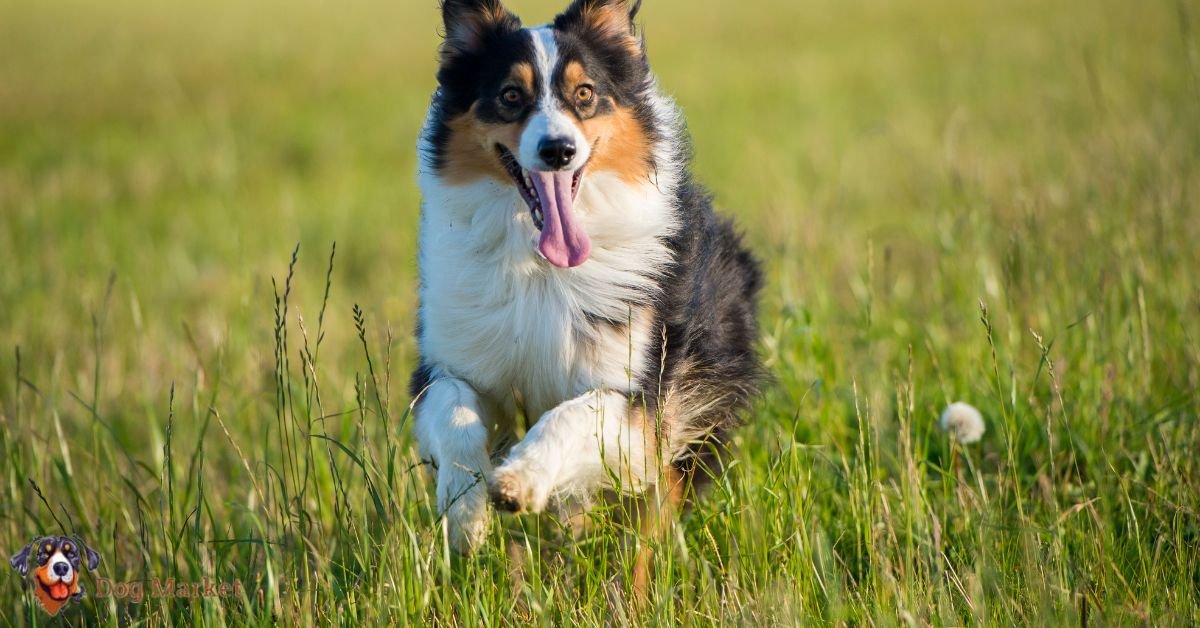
<box><xmin>940</xmin><ymin>402</ymin><xmax>986</xmax><ymax>444</ymax></box>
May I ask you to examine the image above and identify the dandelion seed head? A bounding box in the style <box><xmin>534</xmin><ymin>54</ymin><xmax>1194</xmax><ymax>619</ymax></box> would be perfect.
<box><xmin>940</xmin><ymin>402</ymin><xmax>986</xmax><ymax>444</ymax></box>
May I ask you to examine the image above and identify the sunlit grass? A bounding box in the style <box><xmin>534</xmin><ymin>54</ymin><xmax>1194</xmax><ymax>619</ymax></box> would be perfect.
<box><xmin>1</xmin><ymin>0</ymin><xmax>1198</xmax><ymax>624</ymax></box>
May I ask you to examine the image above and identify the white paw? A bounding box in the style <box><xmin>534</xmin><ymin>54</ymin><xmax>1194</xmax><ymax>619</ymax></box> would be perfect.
<box><xmin>489</xmin><ymin>459</ymin><xmax>552</xmax><ymax>514</ymax></box>
<box><xmin>437</xmin><ymin>465</ymin><xmax>490</xmax><ymax>553</ymax></box>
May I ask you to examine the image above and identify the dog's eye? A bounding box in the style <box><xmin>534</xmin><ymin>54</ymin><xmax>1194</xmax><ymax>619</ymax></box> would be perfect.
<box><xmin>500</xmin><ymin>87</ymin><xmax>523</xmax><ymax>106</ymax></box>
<box><xmin>575</xmin><ymin>84</ymin><xmax>595</xmax><ymax>106</ymax></box>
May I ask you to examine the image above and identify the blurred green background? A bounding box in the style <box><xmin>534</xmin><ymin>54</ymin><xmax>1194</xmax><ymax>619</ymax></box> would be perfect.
<box><xmin>1</xmin><ymin>0</ymin><xmax>1198</xmax><ymax>623</ymax></box>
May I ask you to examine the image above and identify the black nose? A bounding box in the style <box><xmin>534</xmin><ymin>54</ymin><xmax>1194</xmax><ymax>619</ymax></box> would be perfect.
<box><xmin>537</xmin><ymin>137</ymin><xmax>576</xmax><ymax>169</ymax></box>
<box><xmin>53</xmin><ymin>562</ymin><xmax>69</xmax><ymax>576</ymax></box>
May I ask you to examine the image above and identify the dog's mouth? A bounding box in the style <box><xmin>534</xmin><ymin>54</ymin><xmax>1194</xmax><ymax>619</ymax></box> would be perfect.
<box><xmin>496</xmin><ymin>144</ymin><xmax>591</xmax><ymax>268</ymax></box>
<box><xmin>37</xmin><ymin>574</ymin><xmax>73</xmax><ymax>601</ymax></box>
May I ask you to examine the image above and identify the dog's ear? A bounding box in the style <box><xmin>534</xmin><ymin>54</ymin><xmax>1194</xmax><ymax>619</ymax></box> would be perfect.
<box><xmin>560</xmin><ymin>0</ymin><xmax>643</xmax><ymax>42</ymax></box>
<box><xmin>440</xmin><ymin>0</ymin><xmax>521</xmax><ymax>59</ymax></box>
<box><xmin>9</xmin><ymin>539</ymin><xmax>37</xmax><ymax>577</ymax></box>
<box><xmin>72</xmin><ymin>537</ymin><xmax>100</xmax><ymax>571</ymax></box>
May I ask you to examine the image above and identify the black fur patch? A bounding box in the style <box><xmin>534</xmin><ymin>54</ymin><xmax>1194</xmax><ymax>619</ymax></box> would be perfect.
<box><xmin>409</xmin><ymin>361</ymin><xmax>437</xmax><ymax>403</ymax></box>
<box><xmin>637</xmin><ymin>181</ymin><xmax>765</xmax><ymax>481</ymax></box>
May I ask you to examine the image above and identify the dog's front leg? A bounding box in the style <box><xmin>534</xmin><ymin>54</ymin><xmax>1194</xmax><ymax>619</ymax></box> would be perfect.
<box><xmin>414</xmin><ymin>373</ymin><xmax>493</xmax><ymax>553</ymax></box>
<box><xmin>490</xmin><ymin>390</ymin><xmax>656</xmax><ymax>514</ymax></box>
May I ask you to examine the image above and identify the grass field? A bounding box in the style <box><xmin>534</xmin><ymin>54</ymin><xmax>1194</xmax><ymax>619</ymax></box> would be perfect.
<box><xmin>2</xmin><ymin>0</ymin><xmax>1199</xmax><ymax>624</ymax></box>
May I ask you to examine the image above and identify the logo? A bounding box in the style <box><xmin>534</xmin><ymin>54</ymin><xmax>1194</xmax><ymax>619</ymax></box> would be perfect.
<box><xmin>9</xmin><ymin>535</ymin><xmax>100</xmax><ymax>616</ymax></box>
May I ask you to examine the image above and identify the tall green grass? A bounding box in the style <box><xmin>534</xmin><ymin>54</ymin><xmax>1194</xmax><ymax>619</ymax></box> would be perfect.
<box><xmin>1</xmin><ymin>0</ymin><xmax>1198</xmax><ymax>624</ymax></box>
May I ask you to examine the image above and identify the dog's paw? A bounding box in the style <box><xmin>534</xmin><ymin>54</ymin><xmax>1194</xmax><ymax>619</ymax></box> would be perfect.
<box><xmin>489</xmin><ymin>462</ymin><xmax>551</xmax><ymax>514</ymax></box>
<box><xmin>437</xmin><ymin>466</ymin><xmax>490</xmax><ymax>553</ymax></box>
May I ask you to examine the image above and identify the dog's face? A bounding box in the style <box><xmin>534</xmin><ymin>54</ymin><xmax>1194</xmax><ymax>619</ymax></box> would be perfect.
<box><xmin>428</xmin><ymin>0</ymin><xmax>656</xmax><ymax>268</ymax></box>
<box><xmin>10</xmin><ymin>535</ymin><xmax>99</xmax><ymax>615</ymax></box>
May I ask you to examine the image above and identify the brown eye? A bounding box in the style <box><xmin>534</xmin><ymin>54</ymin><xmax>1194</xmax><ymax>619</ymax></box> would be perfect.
<box><xmin>575</xmin><ymin>85</ymin><xmax>594</xmax><ymax>105</ymax></box>
<box><xmin>500</xmin><ymin>87</ymin><xmax>522</xmax><ymax>105</ymax></box>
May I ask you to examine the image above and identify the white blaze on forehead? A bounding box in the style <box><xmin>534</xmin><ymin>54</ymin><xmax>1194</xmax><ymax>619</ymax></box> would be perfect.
<box><xmin>519</xmin><ymin>26</ymin><xmax>590</xmax><ymax>171</ymax></box>
<box><xmin>529</xmin><ymin>26</ymin><xmax>557</xmax><ymax>101</ymax></box>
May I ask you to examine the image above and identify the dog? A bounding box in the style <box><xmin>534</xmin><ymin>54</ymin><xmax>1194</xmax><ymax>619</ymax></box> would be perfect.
<box><xmin>411</xmin><ymin>0</ymin><xmax>763</xmax><ymax>586</ymax></box>
<box><xmin>10</xmin><ymin>535</ymin><xmax>101</xmax><ymax>616</ymax></box>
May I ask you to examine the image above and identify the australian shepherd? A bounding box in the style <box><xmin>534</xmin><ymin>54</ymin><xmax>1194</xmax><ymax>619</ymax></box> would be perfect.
<box><xmin>411</xmin><ymin>0</ymin><xmax>763</xmax><ymax>579</ymax></box>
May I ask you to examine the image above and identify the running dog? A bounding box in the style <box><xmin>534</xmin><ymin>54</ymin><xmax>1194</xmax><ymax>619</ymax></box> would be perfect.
<box><xmin>411</xmin><ymin>0</ymin><xmax>763</xmax><ymax>577</ymax></box>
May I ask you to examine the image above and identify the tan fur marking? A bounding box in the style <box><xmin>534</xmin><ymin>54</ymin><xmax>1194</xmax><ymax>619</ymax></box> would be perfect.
<box><xmin>579</xmin><ymin>1</ymin><xmax>641</xmax><ymax>54</ymax></box>
<box><xmin>443</xmin><ymin>2</ymin><xmax>515</xmax><ymax>57</ymax></box>
<box><xmin>579</xmin><ymin>305</ymin><xmax>654</xmax><ymax>373</ymax></box>
<box><xmin>631</xmin><ymin>465</ymin><xmax>685</xmax><ymax>606</ymax></box>
<box><xmin>582</xmin><ymin>103</ymin><xmax>652</xmax><ymax>184</ymax></box>
<box><xmin>559</xmin><ymin>62</ymin><xmax>652</xmax><ymax>184</ymax></box>
<box><xmin>479</xmin><ymin>3</ymin><xmax>510</xmax><ymax>24</ymax></box>
<box><xmin>563</xmin><ymin>60</ymin><xmax>588</xmax><ymax>89</ymax></box>
<box><xmin>510</xmin><ymin>62</ymin><xmax>534</xmax><ymax>93</ymax></box>
<box><xmin>440</xmin><ymin>106</ymin><xmax>525</xmax><ymax>185</ymax></box>
<box><xmin>33</xmin><ymin>564</ymin><xmax>74</xmax><ymax>616</ymax></box>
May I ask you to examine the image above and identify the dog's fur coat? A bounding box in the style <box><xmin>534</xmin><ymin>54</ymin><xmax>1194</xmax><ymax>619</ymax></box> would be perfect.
<box><xmin>411</xmin><ymin>0</ymin><xmax>762</xmax><ymax>553</ymax></box>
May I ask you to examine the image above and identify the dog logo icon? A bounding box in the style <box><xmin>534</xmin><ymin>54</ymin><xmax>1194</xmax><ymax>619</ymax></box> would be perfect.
<box><xmin>9</xmin><ymin>535</ymin><xmax>100</xmax><ymax>616</ymax></box>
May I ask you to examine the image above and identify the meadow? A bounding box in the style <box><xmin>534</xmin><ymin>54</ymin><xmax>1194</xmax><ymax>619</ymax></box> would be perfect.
<box><xmin>1</xmin><ymin>0</ymin><xmax>1198</xmax><ymax>624</ymax></box>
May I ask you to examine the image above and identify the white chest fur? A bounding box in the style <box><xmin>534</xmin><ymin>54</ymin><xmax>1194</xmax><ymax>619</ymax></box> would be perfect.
<box><xmin>417</xmin><ymin>171</ymin><xmax>675</xmax><ymax>418</ymax></box>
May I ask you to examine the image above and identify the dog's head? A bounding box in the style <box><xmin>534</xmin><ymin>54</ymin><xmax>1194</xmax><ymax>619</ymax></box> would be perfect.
<box><xmin>427</xmin><ymin>0</ymin><xmax>660</xmax><ymax>268</ymax></box>
<box><xmin>10</xmin><ymin>535</ymin><xmax>100</xmax><ymax>616</ymax></box>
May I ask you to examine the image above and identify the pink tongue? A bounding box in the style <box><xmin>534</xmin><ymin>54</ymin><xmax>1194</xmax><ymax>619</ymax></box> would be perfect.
<box><xmin>530</xmin><ymin>170</ymin><xmax>590</xmax><ymax>268</ymax></box>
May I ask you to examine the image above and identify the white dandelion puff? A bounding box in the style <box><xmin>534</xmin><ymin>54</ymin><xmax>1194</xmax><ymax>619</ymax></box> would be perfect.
<box><xmin>940</xmin><ymin>402</ymin><xmax>986</xmax><ymax>444</ymax></box>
